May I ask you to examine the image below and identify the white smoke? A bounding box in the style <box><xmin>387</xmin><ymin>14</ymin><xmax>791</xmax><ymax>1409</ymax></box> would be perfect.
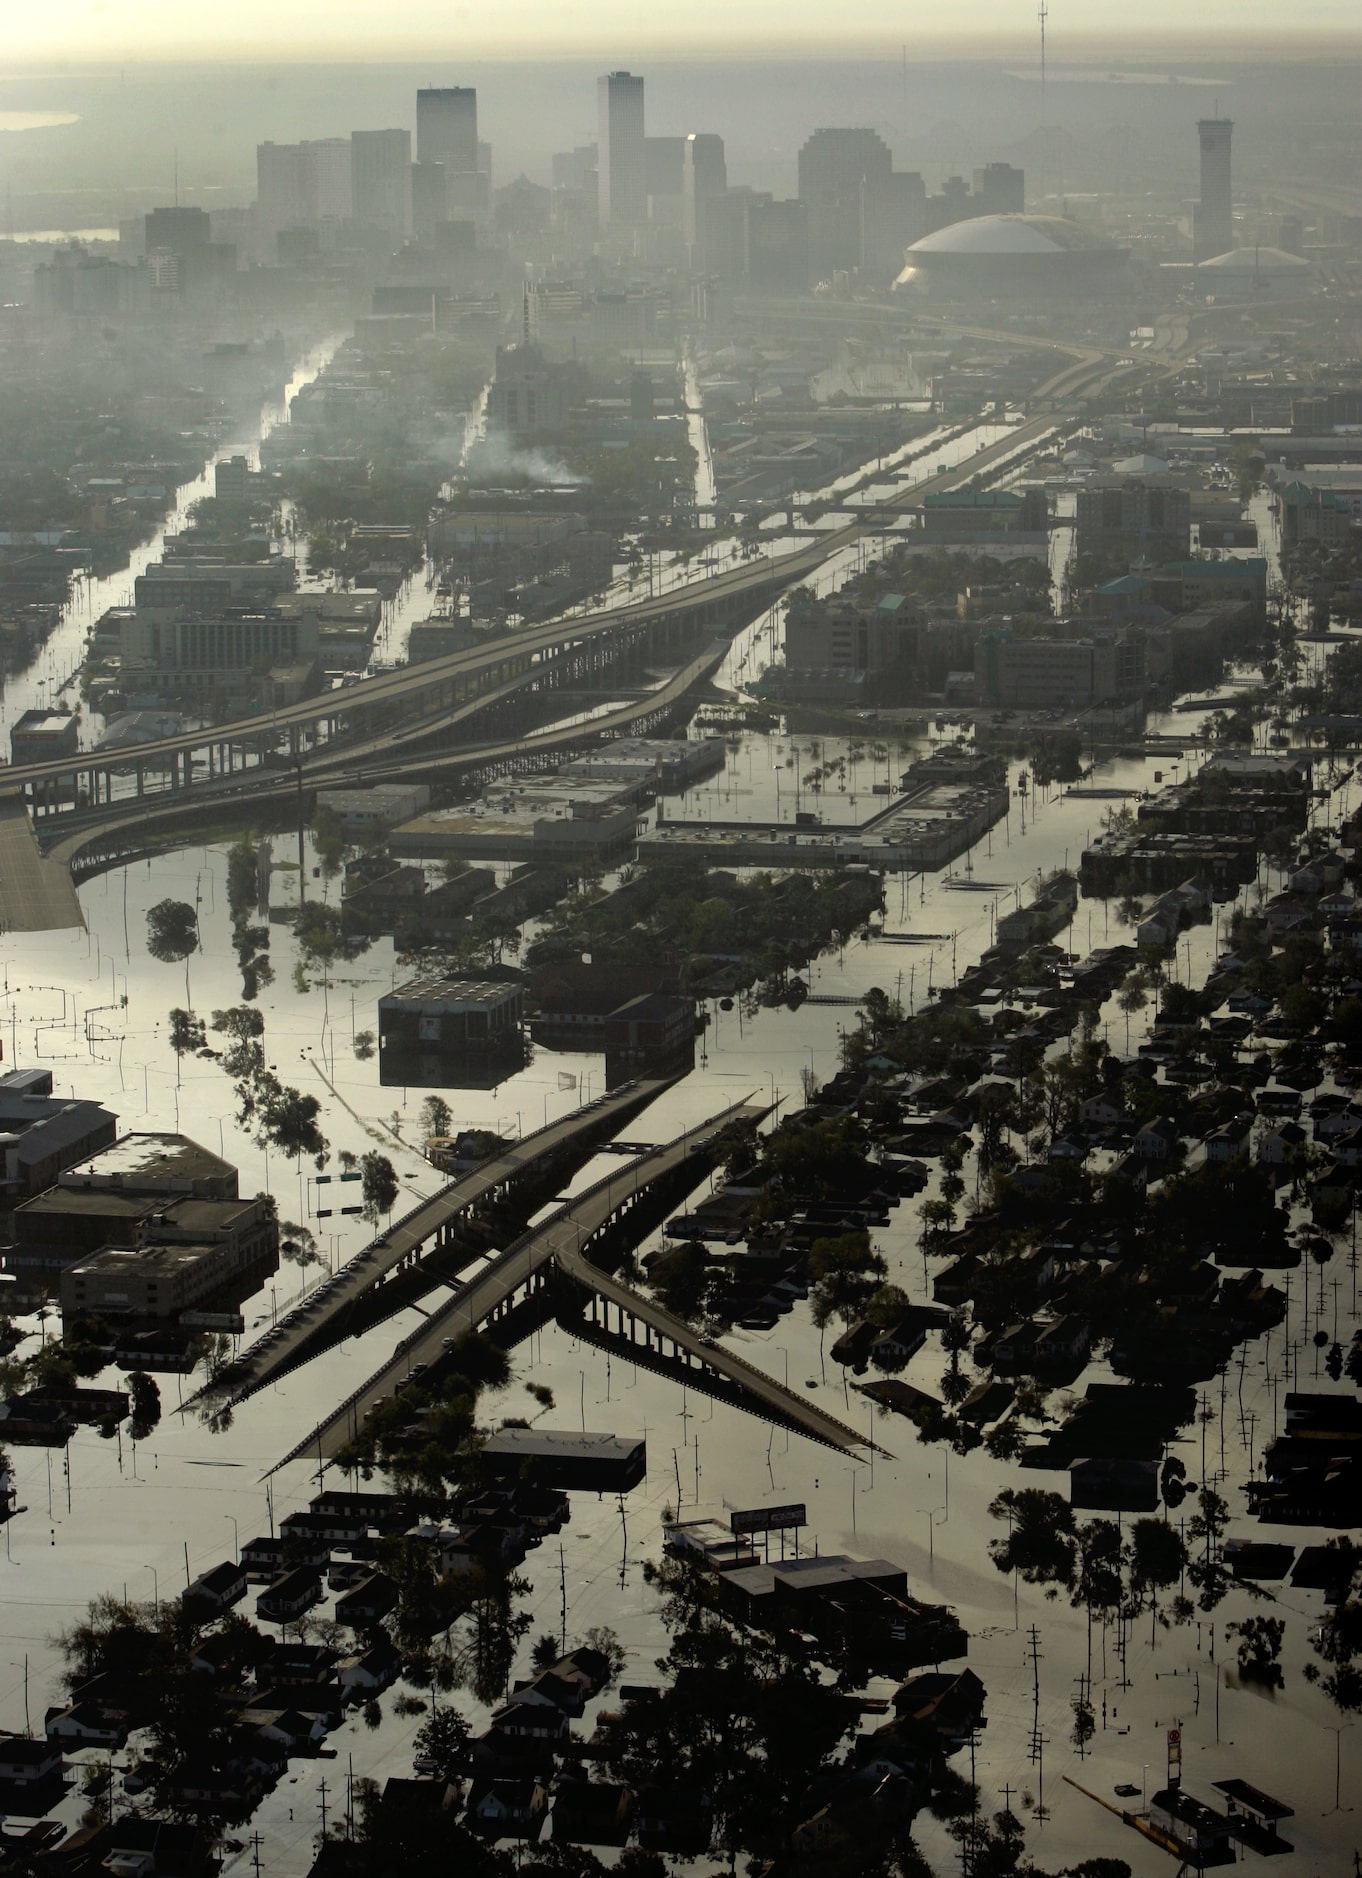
<box><xmin>464</xmin><ymin>432</ymin><xmax>587</xmax><ymax>488</ymax></box>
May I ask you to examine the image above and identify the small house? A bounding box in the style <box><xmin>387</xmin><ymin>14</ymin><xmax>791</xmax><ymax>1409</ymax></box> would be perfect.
<box><xmin>184</xmin><ymin>1560</ymin><xmax>248</xmax><ymax>1614</ymax></box>
<box><xmin>337</xmin><ymin>1639</ymin><xmax>403</xmax><ymax>1698</ymax></box>
<box><xmin>256</xmin><ymin>1567</ymin><xmax>322</xmax><ymax>1624</ymax></box>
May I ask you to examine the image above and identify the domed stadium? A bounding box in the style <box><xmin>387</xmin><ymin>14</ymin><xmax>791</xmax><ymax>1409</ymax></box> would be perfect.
<box><xmin>1194</xmin><ymin>245</ymin><xmax>1311</xmax><ymax>299</ymax></box>
<box><xmin>894</xmin><ymin>214</ymin><xmax>1128</xmax><ymax>296</ymax></box>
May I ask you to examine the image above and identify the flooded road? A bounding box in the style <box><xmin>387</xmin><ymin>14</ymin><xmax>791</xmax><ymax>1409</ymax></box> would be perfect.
<box><xmin>0</xmin><ymin>337</ymin><xmax>344</xmax><ymax>754</ymax></box>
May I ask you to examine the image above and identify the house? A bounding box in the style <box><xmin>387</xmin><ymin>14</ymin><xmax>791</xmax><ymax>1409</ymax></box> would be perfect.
<box><xmin>468</xmin><ymin>1776</ymin><xmax>544</xmax><ymax>1838</ymax></box>
<box><xmin>990</xmin><ymin>1322</ymin><xmax>1040</xmax><ymax>1375</ymax></box>
<box><xmin>256</xmin><ymin>1567</ymin><xmax>322</xmax><ymax>1623</ymax></box>
<box><xmin>548</xmin><ymin>1775</ymin><xmax>632</xmax><ymax>1847</ymax></box>
<box><xmin>1034</xmin><ymin>1315</ymin><xmax>1090</xmax><ymax>1369</ymax></box>
<box><xmin>1046</xmin><ymin>1135</ymin><xmax>1088</xmax><ymax>1163</ymax></box>
<box><xmin>1331</xmin><ymin>1124</ymin><xmax>1362</xmax><ymax>1168</ymax></box>
<box><xmin>1256</xmin><ymin>1120</ymin><xmax>1307</xmax><ymax>1168</ymax></box>
<box><xmin>44</xmin><ymin>1700</ymin><xmax>129</xmax><ymax>1747</ymax></box>
<box><xmin>1079</xmin><ymin>1095</ymin><xmax>1123</xmax><ymax>1132</ymax></box>
<box><xmin>957</xmin><ymin>1379</ymin><xmax>1015</xmax><ymax>1426</ymax></box>
<box><xmin>0</xmin><ymin>1731</ymin><xmax>66</xmax><ymax>1801</ymax></box>
<box><xmin>243</xmin><ymin>1707</ymin><xmax>327</xmax><ymax>1753</ymax></box>
<box><xmin>1133</xmin><ymin>1117</ymin><xmax>1180</xmax><ymax>1161</ymax></box>
<box><xmin>1204</xmin><ymin>1115</ymin><xmax>1253</xmax><ymax>1163</ymax></box>
<box><xmin>1069</xmin><ymin>1456</ymin><xmax>1161</xmax><ymax>1513</ymax></box>
<box><xmin>634</xmin><ymin>1783</ymin><xmax>714</xmax><ymax>1854</ymax></box>
<box><xmin>891</xmin><ymin>1668</ymin><xmax>986</xmax><ymax>1748</ymax></box>
<box><xmin>104</xmin><ymin>1818</ymin><xmax>216</xmax><ymax>1878</ymax></box>
<box><xmin>871</xmin><ymin>1317</ymin><xmax>927</xmax><ymax>1366</ymax></box>
<box><xmin>241</xmin><ymin>1536</ymin><xmax>287</xmax><ymax>1580</ymax></box>
<box><xmin>336</xmin><ymin>1639</ymin><xmax>403</xmax><ymax>1699</ymax></box>
<box><xmin>184</xmin><ymin>1560</ymin><xmax>248</xmax><ymax>1614</ymax></box>
<box><xmin>334</xmin><ymin>1571</ymin><xmax>399</xmax><ymax>1627</ymax></box>
<box><xmin>1227</xmin><ymin>988</ymin><xmax>1273</xmax><ymax>1016</ymax></box>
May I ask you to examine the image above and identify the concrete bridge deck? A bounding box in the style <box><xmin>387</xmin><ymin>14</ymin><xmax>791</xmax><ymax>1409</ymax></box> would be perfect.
<box><xmin>277</xmin><ymin>1099</ymin><xmax>870</xmax><ymax>1475</ymax></box>
<box><xmin>192</xmin><ymin>1073</ymin><xmax>679</xmax><ymax>1411</ymax></box>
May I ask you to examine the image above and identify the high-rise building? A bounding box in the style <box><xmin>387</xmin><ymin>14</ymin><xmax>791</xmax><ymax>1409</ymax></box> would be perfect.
<box><xmin>797</xmin><ymin>127</ymin><xmax>893</xmax><ymax>279</ymax></box>
<box><xmin>682</xmin><ymin>133</ymin><xmax>727</xmax><ymax>259</ymax></box>
<box><xmin>1194</xmin><ymin>117</ymin><xmax>1234</xmax><ymax>262</ymax></box>
<box><xmin>972</xmin><ymin>163</ymin><xmax>1025</xmax><ymax>217</ymax></box>
<box><xmin>598</xmin><ymin>71</ymin><xmax>646</xmax><ymax>229</ymax></box>
<box><xmin>255</xmin><ymin>140</ymin><xmax>352</xmax><ymax>256</ymax></box>
<box><xmin>351</xmin><ymin>129</ymin><xmax>412</xmax><ymax>241</ymax></box>
<box><xmin>745</xmin><ymin>199</ymin><xmax>809</xmax><ymax>294</ymax></box>
<box><xmin>417</xmin><ymin>87</ymin><xmax>478</xmax><ymax>174</ymax></box>
<box><xmin>412</xmin><ymin>162</ymin><xmax>448</xmax><ymax>239</ymax></box>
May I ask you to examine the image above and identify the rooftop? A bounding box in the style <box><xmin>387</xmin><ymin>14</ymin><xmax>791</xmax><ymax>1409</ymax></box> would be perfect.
<box><xmin>906</xmin><ymin>213</ymin><xmax>1119</xmax><ymax>257</ymax></box>
<box><xmin>58</xmin><ymin>1132</ymin><xmax>236</xmax><ymax>1194</ymax></box>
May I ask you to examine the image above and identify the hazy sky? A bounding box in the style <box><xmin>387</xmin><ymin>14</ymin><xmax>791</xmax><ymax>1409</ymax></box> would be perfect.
<box><xmin>10</xmin><ymin>0</ymin><xmax>1362</xmax><ymax>60</ymax></box>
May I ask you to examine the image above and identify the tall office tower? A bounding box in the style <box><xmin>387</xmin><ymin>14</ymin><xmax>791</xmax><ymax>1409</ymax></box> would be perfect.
<box><xmin>972</xmin><ymin>161</ymin><xmax>1025</xmax><ymax>217</ymax></box>
<box><xmin>798</xmin><ymin>127</ymin><xmax>893</xmax><ymax>279</ymax></box>
<box><xmin>682</xmin><ymin>132</ymin><xmax>727</xmax><ymax>260</ymax></box>
<box><xmin>257</xmin><ymin>141</ymin><xmax>308</xmax><ymax>239</ymax></box>
<box><xmin>412</xmin><ymin>162</ymin><xmax>447</xmax><ymax>239</ymax></box>
<box><xmin>1194</xmin><ymin>117</ymin><xmax>1234</xmax><ymax>262</ymax></box>
<box><xmin>417</xmin><ymin>87</ymin><xmax>478</xmax><ymax>175</ymax></box>
<box><xmin>304</xmin><ymin>139</ymin><xmax>353</xmax><ymax>222</ymax></box>
<box><xmin>598</xmin><ymin>70</ymin><xmax>646</xmax><ymax>229</ymax></box>
<box><xmin>351</xmin><ymin>129</ymin><xmax>412</xmax><ymax>241</ymax></box>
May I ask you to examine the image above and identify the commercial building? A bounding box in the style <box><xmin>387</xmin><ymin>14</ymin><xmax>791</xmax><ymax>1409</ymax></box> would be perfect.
<box><xmin>682</xmin><ymin>134</ymin><xmax>727</xmax><ymax>261</ymax></box>
<box><xmin>974</xmin><ymin>628</ymin><xmax>1144</xmax><ymax>708</ymax></box>
<box><xmin>1194</xmin><ymin>117</ymin><xmax>1234</xmax><ymax>263</ymax></box>
<box><xmin>598</xmin><ymin>71</ymin><xmax>646</xmax><ymax>229</ymax></box>
<box><xmin>798</xmin><ymin>128</ymin><xmax>892</xmax><ymax>280</ymax></box>
<box><xmin>1194</xmin><ymin>246</ymin><xmax>1310</xmax><ymax>300</ymax></box>
<box><xmin>315</xmin><ymin>783</ymin><xmax>431</xmax><ymax>835</ymax></box>
<box><xmin>917</xmin><ymin>488</ymin><xmax>1048</xmax><ymax>542</ymax></box>
<box><xmin>351</xmin><ymin>129</ymin><xmax>412</xmax><ymax>241</ymax></box>
<box><xmin>417</xmin><ymin>87</ymin><xmax>478</xmax><ymax>176</ymax></box>
<box><xmin>10</xmin><ymin>709</ymin><xmax>79</xmax><ymax>768</ymax></box>
<box><xmin>559</xmin><ymin>738</ymin><xmax>726</xmax><ymax>792</ymax></box>
<box><xmin>1075</xmin><ymin>482</ymin><xmax>1191</xmax><ymax>560</ymax></box>
<box><xmin>60</xmin><ymin>1240</ymin><xmax>253</xmax><ymax>1321</ymax></box>
<box><xmin>59</xmin><ymin>1131</ymin><xmax>239</xmax><ymax>1200</ymax></box>
<box><xmin>485</xmin><ymin>345</ymin><xmax>588</xmax><ymax>437</ymax></box>
<box><xmin>378</xmin><ymin>975</ymin><xmax>525</xmax><ymax>1063</ymax></box>
<box><xmin>480</xmin><ymin>1428</ymin><xmax>647</xmax><ymax>1491</ymax></box>
<box><xmin>391</xmin><ymin>778</ymin><xmax>643</xmax><ymax>864</ymax></box>
<box><xmin>118</xmin><ymin>608</ymin><xmax>319</xmax><ymax>701</ymax></box>
<box><xmin>0</xmin><ymin>1074</ymin><xmax>118</xmax><ymax>1203</ymax></box>
<box><xmin>972</xmin><ymin>163</ymin><xmax>1024</xmax><ymax>216</ymax></box>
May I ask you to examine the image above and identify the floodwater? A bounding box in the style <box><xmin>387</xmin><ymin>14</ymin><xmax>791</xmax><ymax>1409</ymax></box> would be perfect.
<box><xmin>1</xmin><ymin>657</ymin><xmax>1358</xmax><ymax>1874</ymax></box>
<box><xmin>0</xmin><ymin>390</ymin><xmax>1357</xmax><ymax>1872</ymax></box>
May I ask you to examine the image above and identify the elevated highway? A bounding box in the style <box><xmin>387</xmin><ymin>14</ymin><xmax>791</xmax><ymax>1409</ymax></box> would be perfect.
<box><xmin>19</xmin><ymin>406</ymin><xmax>1063</xmax><ymax>853</ymax></box>
<box><xmin>277</xmin><ymin>1100</ymin><xmax>873</xmax><ymax>1474</ymax></box>
<box><xmin>190</xmin><ymin>1072</ymin><xmax>679</xmax><ymax>1411</ymax></box>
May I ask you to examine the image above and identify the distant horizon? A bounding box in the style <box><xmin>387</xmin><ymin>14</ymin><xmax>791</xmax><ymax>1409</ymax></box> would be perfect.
<box><xmin>4</xmin><ymin>30</ymin><xmax>1362</xmax><ymax>68</ymax></box>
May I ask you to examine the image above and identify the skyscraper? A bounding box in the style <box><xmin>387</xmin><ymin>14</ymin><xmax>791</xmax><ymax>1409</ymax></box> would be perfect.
<box><xmin>1194</xmin><ymin>117</ymin><xmax>1234</xmax><ymax>262</ymax></box>
<box><xmin>798</xmin><ymin>127</ymin><xmax>893</xmax><ymax>279</ymax></box>
<box><xmin>598</xmin><ymin>71</ymin><xmax>646</xmax><ymax>229</ymax></box>
<box><xmin>351</xmin><ymin>129</ymin><xmax>412</xmax><ymax>242</ymax></box>
<box><xmin>682</xmin><ymin>133</ymin><xmax>727</xmax><ymax>260</ymax></box>
<box><xmin>417</xmin><ymin>87</ymin><xmax>478</xmax><ymax>175</ymax></box>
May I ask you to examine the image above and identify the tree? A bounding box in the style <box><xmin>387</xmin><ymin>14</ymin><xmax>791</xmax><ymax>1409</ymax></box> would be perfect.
<box><xmin>361</xmin><ymin>1152</ymin><xmax>400</xmax><ymax>1221</ymax></box>
<box><xmin>126</xmin><ymin>1372</ymin><xmax>161</xmax><ymax>1442</ymax></box>
<box><xmin>411</xmin><ymin>1703</ymin><xmax>471</xmax><ymax>1785</ymax></box>
<box><xmin>146</xmin><ymin>899</ymin><xmax>199</xmax><ymax>1000</ymax></box>
<box><xmin>530</xmin><ymin>1631</ymin><xmax>562</xmax><ymax>1672</ymax></box>
<box><xmin>419</xmin><ymin>1095</ymin><xmax>453</xmax><ymax>1140</ymax></box>
<box><xmin>1232</xmin><ymin>1616</ymin><xmax>1285</xmax><ymax>1688</ymax></box>
<box><xmin>987</xmin><ymin>1488</ymin><xmax>1076</xmax><ymax>1590</ymax></box>
<box><xmin>257</xmin><ymin>1082</ymin><xmax>327</xmax><ymax>1164</ymax></box>
<box><xmin>167</xmin><ymin>1009</ymin><xmax>205</xmax><ymax>1057</ymax></box>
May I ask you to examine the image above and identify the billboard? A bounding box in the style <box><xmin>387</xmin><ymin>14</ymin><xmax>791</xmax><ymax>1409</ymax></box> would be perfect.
<box><xmin>731</xmin><ymin>1503</ymin><xmax>807</xmax><ymax>1536</ymax></box>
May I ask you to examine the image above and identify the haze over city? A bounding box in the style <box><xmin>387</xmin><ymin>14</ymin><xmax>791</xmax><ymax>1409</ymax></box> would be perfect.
<box><xmin>0</xmin><ymin>9</ymin><xmax>1359</xmax><ymax>1878</ymax></box>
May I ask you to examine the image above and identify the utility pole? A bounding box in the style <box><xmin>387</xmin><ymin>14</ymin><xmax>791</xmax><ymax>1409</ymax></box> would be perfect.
<box><xmin>1027</xmin><ymin>1625</ymin><xmax>1044</xmax><ymax>1763</ymax></box>
<box><xmin>317</xmin><ymin>1776</ymin><xmax>329</xmax><ymax>1840</ymax></box>
<box><xmin>1039</xmin><ymin>1</ymin><xmax>1049</xmax><ymax>119</ymax></box>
